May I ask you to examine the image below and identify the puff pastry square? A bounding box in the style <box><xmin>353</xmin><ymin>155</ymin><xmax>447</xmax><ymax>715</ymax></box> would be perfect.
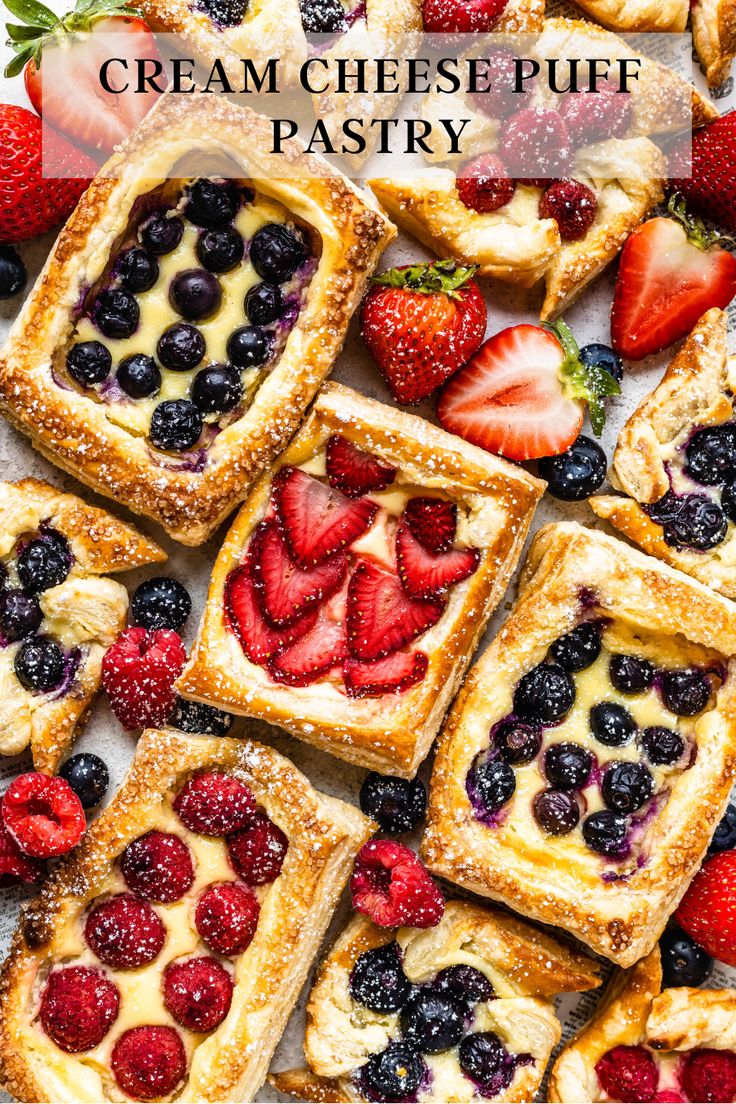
<box><xmin>590</xmin><ymin>309</ymin><xmax>736</xmax><ymax>600</ymax></box>
<box><xmin>176</xmin><ymin>382</ymin><xmax>544</xmax><ymax>777</ymax></box>
<box><xmin>0</xmin><ymin>478</ymin><xmax>164</xmax><ymax>773</ymax></box>
<box><xmin>0</xmin><ymin>728</ymin><xmax>373</xmax><ymax>1103</ymax></box>
<box><xmin>549</xmin><ymin>947</ymin><xmax>736</xmax><ymax>1102</ymax></box>
<box><xmin>0</xmin><ymin>94</ymin><xmax>394</xmax><ymax>546</ymax></box>
<box><xmin>421</xmin><ymin>521</ymin><xmax>736</xmax><ymax>966</ymax></box>
<box><xmin>270</xmin><ymin>899</ymin><xmax>601</xmax><ymax>1104</ymax></box>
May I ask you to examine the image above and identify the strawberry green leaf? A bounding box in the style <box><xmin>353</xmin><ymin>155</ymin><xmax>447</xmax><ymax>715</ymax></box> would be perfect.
<box><xmin>3</xmin><ymin>46</ymin><xmax>31</xmax><ymax>74</ymax></box>
<box><xmin>5</xmin><ymin>20</ymin><xmax>43</xmax><ymax>37</ymax></box>
<box><xmin>545</xmin><ymin>318</ymin><xmax>620</xmax><ymax>437</ymax></box>
<box><xmin>2</xmin><ymin>0</ymin><xmax>58</xmax><ymax>28</ymax></box>
<box><xmin>371</xmin><ymin>259</ymin><xmax>479</xmax><ymax>300</ymax></box>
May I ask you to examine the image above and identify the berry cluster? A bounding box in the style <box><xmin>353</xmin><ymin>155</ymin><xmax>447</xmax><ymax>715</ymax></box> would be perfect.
<box><xmin>596</xmin><ymin>1043</ymin><xmax>736</xmax><ymax>1104</ymax></box>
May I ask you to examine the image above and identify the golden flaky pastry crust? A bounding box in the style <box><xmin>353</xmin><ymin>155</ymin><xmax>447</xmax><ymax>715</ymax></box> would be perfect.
<box><xmin>270</xmin><ymin>901</ymin><xmax>601</xmax><ymax>1103</ymax></box>
<box><xmin>590</xmin><ymin>309</ymin><xmax>736</xmax><ymax>599</ymax></box>
<box><xmin>692</xmin><ymin>0</ymin><xmax>736</xmax><ymax>86</ymax></box>
<box><xmin>0</xmin><ymin>94</ymin><xmax>394</xmax><ymax>546</ymax></box>
<box><xmin>0</xmin><ymin>728</ymin><xmax>374</xmax><ymax>1104</ymax></box>
<box><xmin>176</xmin><ymin>382</ymin><xmax>544</xmax><ymax>777</ymax></box>
<box><xmin>421</xmin><ymin>522</ymin><xmax>736</xmax><ymax>967</ymax></box>
<box><xmin>0</xmin><ymin>478</ymin><xmax>164</xmax><ymax>773</ymax></box>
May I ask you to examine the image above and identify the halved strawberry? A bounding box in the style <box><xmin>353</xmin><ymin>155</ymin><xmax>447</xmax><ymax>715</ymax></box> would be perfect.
<box><xmin>273</xmin><ymin>467</ymin><xmax>377</xmax><ymax>567</ymax></box>
<box><xmin>224</xmin><ymin>563</ymin><xmax>317</xmax><ymax>665</ymax></box>
<box><xmin>347</xmin><ymin>561</ymin><xmax>445</xmax><ymax>661</ymax></box>
<box><xmin>396</xmin><ymin>521</ymin><xmax>480</xmax><ymax>599</ymax></box>
<box><xmin>326</xmin><ymin>436</ymin><xmax>397</xmax><ymax>499</ymax></box>
<box><xmin>344</xmin><ymin>651</ymin><xmax>429</xmax><ymax>698</ymax></box>
<box><xmin>268</xmin><ymin>606</ymin><xmax>348</xmax><ymax>686</ymax></box>
<box><xmin>436</xmin><ymin>321</ymin><xmax>618</xmax><ymax>461</ymax></box>
<box><xmin>403</xmin><ymin>497</ymin><xmax>457</xmax><ymax>553</ymax></box>
<box><xmin>250</xmin><ymin>520</ymin><xmax>347</xmax><ymax>628</ymax></box>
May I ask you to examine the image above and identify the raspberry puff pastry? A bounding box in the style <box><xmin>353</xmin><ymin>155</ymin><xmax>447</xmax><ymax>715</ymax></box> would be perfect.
<box><xmin>590</xmin><ymin>309</ymin><xmax>736</xmax><ymax>599</ymax></box>
<box><xmin>270</xmin><ymin>900</ymin><xmax>601</xmax><ymax>1104</ymax></box>
<box><xmin>421</xmin><ymin>522</ymin><xmax>736</xmax><ymax>966</ymax></box>
<box><xmin>548</xmin><ymin>947</ymin><xmax>736</xmax><ymax>1103</ymax></box>
<box><xmin>176</xmin><ymin>382</ymin><xmax>544</xmax><ymax>777</ymax></box>
<box><xmin>0</xmin><ymin>94</ymin><xmax>394</xmax><ymax>546</ymax></box>
<box><xmin>0</xmin><ymin>478</ymin><xmax>164</xmax><ymax>774</ymax></box>
<box><xmin>0</xmin><ymin>728</ymin><xmax>373</xmax><ymax>1103</ymax></box>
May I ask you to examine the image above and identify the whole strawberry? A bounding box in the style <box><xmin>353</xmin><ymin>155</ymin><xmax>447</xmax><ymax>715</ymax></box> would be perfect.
<box><xmin>360</xmin><ymin>259</ymin><xmax>486</xmax><ymax>405</ymax></box>
<box><xmin>676</xmin><ymin>851</ymin><xmax>736</xmax><ymax>966</ymax></box>
<box><xmin>670</xmin><ymin>111</ymin><xmax>736</xmax><ymax>236</ymax></box>
<box><xmin>102</xmin><ymin>627</ymin><xmax>187</xmax><ymax>730</ymax></box>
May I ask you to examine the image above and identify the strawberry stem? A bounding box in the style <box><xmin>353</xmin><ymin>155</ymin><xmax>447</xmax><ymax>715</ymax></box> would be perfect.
<box><xmin>544</xmin><ymin>318</ymin><xmax>620</xmax><ymax>437</ymax></box>
<box><xmin>370</xmin><ymin>259</ymin><xmax>479</xmax><ymax>300</ymax></box>
<box><xmin>3</xmin><ymin>0</ymin><xmax>143</xmax><ymax>77</ymax></box>
<box><xmin>667</xmin><ymin>193</ymin><xmax>736</xmax><ymax>252</ymax></box>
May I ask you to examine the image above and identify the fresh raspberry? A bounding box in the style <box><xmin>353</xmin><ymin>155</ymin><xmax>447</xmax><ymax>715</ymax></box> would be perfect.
<box><xmin>227</xmin><ymin>811</ymin><xmax>288</xmax><ymax>885</ymax></box>
<box><xmin>120</xmin><ymin>830</ymin><xmax>194</xmax><ymax>903</ymax></box>
<box><xmin>681</xmin><ymin>1049</ymin><xmax>736</xmax><ymax>1103</ymax></box>
<box><xmin>112</xmin><ymin>1026</ymin><xmax>186</xmax><ymax>1100</ymax></box>
<box><xmin>85</xmin><ymin>893</ymin><xmax>166</xmax><ymax>968</ymax></box>
<box><xmin>456</xmin><ymin>155</ymin><xmax>515</xmax><ymax>214</ymax></box>
<box><xmin>559</xmin><ymin>80</ymin><xmax>632</xmax><ymax>144</ymax></box>
<box><xmin>500</xmin><ymin>109</ymin><xmax>573</xmax><ymax>179</ymax></box>
<box><xmin>40</xmin><ymin>966</ymin><xmax>120</xmax><ymax>1052</ymax></box>
<box><xmin>163</xmin><ymin>956</ymin><xmax>233</xmax><ymax>1032</ymax></box>
<box><xmin>539</xmin><ymin>180</ymin><xmax>598</xmax><ymax>241</ymax></box>
<box><xmin>2</xmin><ymin>773</ymin><xmax>85</xmax><ymax>859</ymax></box>
<box><xmin>421</xmin><ymin>0</ymin><xmax>509</xmax><ymax>32</ymax></box>
<box><xmin>470</xmin><ymin>49</ymin><xmax>533</xmax><ymax>119</ymax></box>
<box><xmin>0</xmin><ymin>802</ymin><xmax>43</xmax><ymax>885</ymax></box>
<box><xmin>595</xmin><ymin>1045</ymin><xmax>659</xmax><ymax>1103</ymax></box>
<box><xmin>174</xmin><ymin>771</ymin><xmax>256</xmax><ymax>836</ymax></box>
<box><xmin>676</xmin><ymin>852</ymin><xmax>736</xmax><ymax>966</ymax></box>
<box><xmin>350</xmin><ymin>840</ymin><xmax>445</xmax><ymax>929</ymax></box>
<box><xmin>101</xmin><ymin>627</ymin><xmax>186</xmax><ymax>730</ymax></box>
<box><xmin>195</xmin><ymin>882</ymin><xmax>260</xmax><ymax>956</ymax></box>
<box><xmin>654</xmin><ymin>1094</ymin><xmax>686</xmax><ymax>1103</ymax></box>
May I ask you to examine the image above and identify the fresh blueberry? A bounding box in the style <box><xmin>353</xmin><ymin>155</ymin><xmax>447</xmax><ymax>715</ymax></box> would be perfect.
<box><xmin>582</xmin><ymin>810</ymin><xmax>629</xmax><ymax>858</ymax></box>
<box><xmin>513</xmin><ymin>663</ymin><xmax>575</xmax><ymax>724</ymax></box>
<box><xmin>116</xmin><ymin>354</ymin><xmax>161</xmax><ymax>399</ymax></box>
<box><xmin>170</xmin><ymin>269</ymin><xmax>222</xmax><ymax>322</ymax></box>
<box><xmin>17</xmin><ymin>535</ymin><xmax>70</xmax><ymax>594</ymax></box>
<box><xmin>361</xmin><ymin>1042</ymin><xmax>424</xmax><ymax>1102</ymax></box>
<box><xmin>544</xmin><ymin>742</ymin><xmax>593</xmax><ymax>790</ymax></box>
<box><xmin>185</xmin><ymin>180</ymin><xmax>240</xmax><ymax>229</ymax></box>
<box><xmin>169</xmin><ymin>696</ymin><xmax>234</xmax><ymax>737</ymax></box>
<box><xmin>662</xmin><ymin>494</ymin><xmax>727</xmax><ymax>551</ymax></box>
<box><xmin>644</xmin><ymin>491</ymin><xmax>682</xmax><ymax>527</ymax></box>
<box><xmin>684</xmin><ymin>424</ymin><xmax>736</xmax><ymax>486</ymax></box>
<box><xmin>349</xmin><ymin>942</ymin><xmax>412</xmax><ymax>1013</ymax></box>
<box><xmin>431</xmin><ymin>965</ymin><xmax>494</xmax><ymax>1010</ymax></box>
<box><xmin>660</xmin><ymin>926</ymin><xmax>713</xmax><ymax>988</ymax></box>
<box><xmin>609</xmin><ymin>654</ymin><xmax>654</xmax><ymax>694</ymax></box>
<box><xmin>132</xmin><ymin>576</ymin><xmax>191</xmax><ymax>631</ymax></box>
<box><xmin>194</xmin><ymin>0</ymin><xmax>247</xmax><ymax>25</ymax></box>
<box><xmin>640</xmin><ymin>726</ymin><xmax>685</xmax><ymax>766</ymax></box>
<box><xmin>661</xmin><ymin>669</ymin><xmax>711</xmax><ymax>716</ymax></box>
<box><xmin>722</xmin><ymin>482</ymin><xmax>736</xmax><ymax>525</ymax></box>
<box><xmin>537</xmin><ymin>436</ymin><xmax>607</xmax><ymax>501</ymax></box>
<box><xmin>93</xmin><ymin>288</ymin><xmax>139</xmax><ymax>340</ymax></box>
<box><xmin>458</xmin><ymin>1032</ymin><xmax>512</xmax><ymax>1094</ymax></box>
<box><xmin>250</xmin><ymin>223</ymin><xmax>308</xmax><ymax>283</ymax></box>
<box><xmin>532</xmin><ymin>789</ymin><xmax>580</xmax><ymax>835</ymax></box>
<box><xmin>14</xmin><ymin>636</ymin><xmax>65</xmax><ymax>693</ymax></box>
<box><xmin>0</xmin><ymin>590</ymin><xmax>43</xmax><ymax>642</ymax></box>
<box><xmin>196</xmin><ymin>226</ymin><xmax>245</xmax><ymax>273</ymax></box>
<box><xmin>589</xmin><ymin>702</ymin><xmax>636</xmax><ymax>747</ymax></box>
<box><xmin>550</xmin><ymin>622</ymin><xmax>601</xmax><ymax>673</ymax></box>
<box><xmin>139</xmin><ymin>211</ymin><xmax>184</xmax><ymax>255</ymax></box>
<box><xmin>157</xmin><ymin>323</ymin><xmax>206</xmax><ymax>372</ymax></box>
<box><xmin>0</xmin><ymin>245</ymin><xmax>26</xmax><ymax>300</ymax></box>
<box><xmin>494</xmin><ymin>720</ymin><xmax>542</xmax><ymax>765</ymax></box>
<box><xmin>400</xmin><ymin>989</ymin><xmax>464</xmax><ymax>1054</ymax></box>
<box><xmin>59</xmin><ymin>752</ymin><xmax>109</xmax><ymax>809</ymax></box>
<box><xmin>579</xmin><ymin>342</ymin><xmax>623</xmax><ymax>384</ymax></box>
<box><xmin>149</xmin><ymin>399</ymin><xmax>203</xmax><ymax>452</ymax></box>
<box><xmin>116</xmin><ymin>248</ymin><xmax>159</xmax><ymax>293</ymax></box>
<box><xmin>359</xmin><ymin>772</ymin><xmax>427</xmax><ymax>834</ymax></box>
<box><xmin>601</xmin><ymin>761</ymin><xmax>654</xmax><ymax>814</ymax></box>
<box><xmin>470</xmin><ymin>758</ymin><xmax>516</xmax><ymax>814</ymax></box>
<box><xmin>300</xmin><ymin>0</ymin><xmax>347</xmax><ymax>33</ymax></box>
<box><xmin>191</xmin><ymin>364</ymin><xmax>243</xmax><ymax>415</ymax></box>
<box><xmin>66</xmin><ymin>341</ymin><xmax>112</xmax><ymax>387</ymax></box>
<box><xmin>226</xmin><ymin>326</ymin><xmax>272</xmax><ymax>369</ymax></box>
<box><xmin>710</xmin><ymin>803</ymin><xmax>736</xmax><ymax>854</ymax></box>
<box><xmin>245</xmin><ymin>282</ymin><xmax>283</xmax><ymax>325</ymax></box>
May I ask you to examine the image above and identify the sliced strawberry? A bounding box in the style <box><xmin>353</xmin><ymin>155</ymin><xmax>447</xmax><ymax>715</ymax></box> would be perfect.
<box><xmin>325</xmin><ymin>436</ymin><xmax>397</xmax><ymax>499</ymax></box>
<box><xmin>269</xmin><ymin>606</ymin><xmax>348</xmax><ymax>686</ymax></box>
<box><xmin>224</xmin><ymin>563</ymin><xmax>317</xmax><ymax>665</ymax></box>
<box><xmin>344</xmin><ymin>650</ymin><xmax>429</xmax><ymax>698</ymax></box>
<box><xmin>250</xmin><ymin>520</ymin><xmax>347</xmax><ymax>628</ymax></box>
<box><xmin>403</xmin><ymin>497</ymin><xmax>457</xmax><ymax>553</ymax></box>
<box><xmin>273</xmin><ymin>467</ymin><xmax>377</xmax><ymax>567</ymax></box>
<box><xmin>347</xmin><ymin>561</ymin><xmax>445</xmax><ymax>661</ymax></box>
<box><xmin>396</xmin><ymin>521</ymin><xmax>480</xmax><ymax>598</ymax></box>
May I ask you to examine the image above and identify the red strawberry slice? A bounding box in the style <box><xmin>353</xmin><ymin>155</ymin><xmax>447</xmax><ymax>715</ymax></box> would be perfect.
<box><xmin>396</xmin><ymin>521</ymin><xmax>480</xmax><ymax>598</ymax></box>
<box><xmin>250</xmin><ymin>520</ymin><xmax>347</xmax><ymax>628</ymax></box>
<box><xmin>344</xmin><ymin>650</ymin><xmax>429</xmax><ymax>698</ymax></box>
<box><xmin>403</xmin><ymin>497</ymin><xmax>457</xmax><ymax>553</ymax></box>
<box><xmin>269</xmin><ymin>606</ymin><xmax>348</xmax><ymax>686</ymax></box>
<box><xmin>274</xmin><ymin>467</ymin><xmax>377</xmax><ymax>567</ymax></box>
<box><xmin>325</xmin><ymin>436</ymin><xmax>397</xmax><ymax>499</ymax></box>
<box><xmin>224</xmin><ymin>563</ymin><xmax>317</xmax><ymax>665</ymax></box>
<box><xmin>347</xmin><ymin>561</ymin><xmax>445</xmax><ymax>661</ymax></box>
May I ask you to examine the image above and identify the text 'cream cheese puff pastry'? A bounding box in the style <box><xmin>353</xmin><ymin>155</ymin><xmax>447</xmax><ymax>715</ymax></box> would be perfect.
<box><xmin>548</xmin><ymin>946</ymin><xmax>736</xmax><ymax>1103</ymax></box>
<box><xmin>421</xmin><ymin>521</ymin><xmax>736</xmax><ymax>967</ymax></box>
<box><xmin>0</xmin><ymin>478</ymin><xmax>164</xmax><ymax>774</ymax></box>
<box><xmin>0</xmin><ymin>94</ymin><xmax>394</xmax><ymax>546</ymax></box>
<box><xmin>270</xmin><ymin>900</ymin><xmax>601</xmax><ymax>1104</ymax></box>
<box><xmin>176</xmin><ymin>382</ymin><xmax>544</xmax><ymax>777</ymax></box>
<box><xmin>0</xmin><ymin>728</ymin><xmax>373</xmax><ymax>1104</ymax></box>
<box><xmin>590</xmin><ymin>309</ymin><xmax>736</xmax><ymax>600</ymax></box>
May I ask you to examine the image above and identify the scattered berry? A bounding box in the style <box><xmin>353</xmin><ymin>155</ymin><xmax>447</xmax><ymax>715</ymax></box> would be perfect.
<box><xmin>350</xmin><ymin>839</ymin><xmax>444</xmax><ymax>928</ymax></box>
<box><xmin>470</xmin><ymin>49</ymin><xmax>531</xmax><ymax>119</ymax></box>
<box><xmin>539</xmin><ymin>179</ymin><xmax>598</xmax><ymax>242</ymax></box>
<box><xmin>85</xmin><ymin>893</ymin><xmax>166</xmax><ymax>968</ymax></box>
<box><xmin>400</xmin><ymin>988</ymin><xmax>464</xmax><ymax>1053</ymax></box>
<box><xmin>661</xmin><ymin>669</ymin><xmax>711</xmax><ymax>716</ymax></box>
<box><xmin>494</xmin><ymin>720</ymin><xmax>542</xmax><ymax>764</ymax></box>
<box><xmin>0</xmin><ymin>245</ymin><xmax>26</xmax><ymax>300</ymax></box>
<box><xmin>421</xmin><ymin>0</ymin><xmax>510</xmax><ymax>31</ymax></box>
<box><xmin>15</xmin><ymin>636</ymin><xmax>65</xmax><ymax>693</ymax></box>
<box><xmin>359</xmin><ymin>773</ymin><xmax>427</xmax><ymax>834</ymax></box>
<box><xmin>544</xmin><ymin>742</ymin><xmax>593</xmax><ymax>790</ymax></box>
<box><xmin>677</xmin><ymin>852</ymin><xmax>736</xmax><ymax>966</ymax></box>
<box><xmin>120</xmin><ymin>830</ymin><xmax>194</xmax><ymax>903</ymax></box>
<box><xmin>457</xmin><ymin>155</ymin><xmax>515</xmax><ymax>214</ymax></box>
<box><xmin>640</xmin><ymin>726</ymin><xmax>685</xmax><ymax>767</ymax></box>
<box><xmin>325</xmin><ymin>435</ymin><xmax>396</xmax><ymax>498</ymax></box>
<box><xmin>590</xmin><ymin>701</ymin><xmax>636</xmax><ymax>747</ymax></box>
<box><xmin>174</xmin><ymin>770</ymin><xmax>256</xmax><ymax>835</ymax></box>
<box><xmin>468</xmin><ymin>756</ymin><xmax>516</xmax><ymax>814</ymax></box>
<box><xmin>0</xmin><ymin>802</ymin><xmax>42</xmax><ymax>885</ymax></box>
<box><xmin>227</xmin><ymin>811</ymin><xmax>288</xmax><ymax>885</ymax></box>
<box><xmin>195</xmin><ymin>881</ymin><xmax>260</xmax><ymax>956</ymax></box>
<box><xmin>131</xmin><ymin>577</ymin><xmax>192</xmax><ymax>632</ymax></box>
<box><xmin>579</xmin><ymin>342</ymin><xmax>623</xmax><ymax>383</ymax></box>
<box><xmin>349</xmin><ymin>941</ymin><xmax>412</xmax><ymax>1013</ymax></box>
<box><xmin>538</xmin><ymin>435</ymin><xmax>607</xmax><ymax>500</ymax></box>
<box><xmin>59</xmin><ymin>753</ymin><xmax>108</xmax><ymax>809</ymax></box>
<box><xmin>681</xmin><ymin>1049</ymin><xmax>736</xmax><ymax>1104</ymax></box>
<box><xmin>2</xmin><ymin>773</ymin><xmax>84</xmax><ymax>859</ymax></box>
<box><xmin>513</xmin><ymin>662</ymin><xmax>575</xmax><ymax>724</ymax></box>
<box><xmin>595</xmin><ymin>1045</ymin><xmax>659</xmax><ymax>1103</ymax></box>
<box><xmin>501</xmin><ymin>109</ymin><xmax>572</xmax><ymax>179</ymax></box>
<box><xmin>360</xmin><ymin>1041</ymin><xmax>425</xmax><ymax>1101</ymax></box>
<box><xmin>101</xmin><ymin>627</ymin><xmax>187</xmax><ymax>730</ymax></box>
<box><xmin>660</xmin><ymin>926</ymin><xmax>713</xmax><ymax>988</ymax></box>
<box><xmin>609</xmin><ymin>654</ymin><xmax>654</xmax><ymax>694</ymax></box>
<box><xmin>560</xmin><ymin>82</ymin><xmax>632</xmax><ymax>143</ymax></box>
<box><xmin>111</xmin><ymin>1025</ymin><xmax>186</xmax><ymax>1100</ymax></box>
<box><xmin>550</xmin><ymin>622</ymin><xmax>601</xmax><ymax>672</ymax></box>
<box><xmin>169</xmin><ymin>697</ymin><xmax>233</xmax><ymax>737</ymax></box>
<box><xmin>40</xmin><ymin>966</ymin><xmax>120</xmax><ymax>1052</ymax></box>
<box><xmin>710</xmin><ymin>804</ymin><xmax>736</xmax><ymax>854</ymax></box>
<box><xmin>582</xmin><ymin>810</ymin><xmax>629</xmax><ymax>858</ymax></box>
<box><xmin>163</xmin><ymin>956</ymin><xmax>233</xmax><ymax>1032</ymax></box>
